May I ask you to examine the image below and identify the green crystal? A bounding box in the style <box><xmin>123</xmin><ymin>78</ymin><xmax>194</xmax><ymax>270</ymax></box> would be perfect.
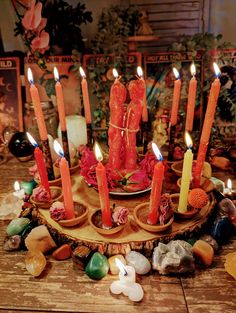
<box><xmin>85</xmin><ymin>252</ymin><xmax>109</xmax><ymax>280</ymax></box>
<box><xmin>20</xmin><ymin>180</ymin><xmax>37</xmax><ymax>195</ymax></box>
<box><xmin>6</xmin><ymin>218</ymin><xmax>30</xmax><ymax>236</ymax></box>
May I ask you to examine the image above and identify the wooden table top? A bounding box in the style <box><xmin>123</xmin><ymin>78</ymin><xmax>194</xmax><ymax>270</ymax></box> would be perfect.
<box><xmin>0</xmin><ymin>155</ymin><xmax>236</xmax><ymax>313</ymax></box>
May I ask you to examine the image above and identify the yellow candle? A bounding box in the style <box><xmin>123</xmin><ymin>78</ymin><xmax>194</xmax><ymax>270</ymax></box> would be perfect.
<box><xmin>178</xmin><ymin>132</ymin><xmax>193</xmax><ymax>213</ymax></box>
<box><xmin>79</xmin><ymin>66</ymin><xmax>92</xmax><ymax>124</ymax></box>
<box><xmin>185</xmin><ymin>63</ymin><xmax>197</xmax><ymax>132</ymax></box>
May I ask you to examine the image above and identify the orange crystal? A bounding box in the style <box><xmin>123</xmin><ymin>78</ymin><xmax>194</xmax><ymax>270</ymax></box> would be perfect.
<box><xmin>192</xmin><ymin>240</ymin><xmax>214</xmax><ymax>266</ymax></box>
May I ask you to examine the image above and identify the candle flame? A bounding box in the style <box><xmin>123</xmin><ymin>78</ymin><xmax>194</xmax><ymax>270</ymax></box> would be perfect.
<box><xmin>14</xmin><ymin>181</ymin><xmax>20</xmax><ymax>192</ymax></box>
<box><xmin>213</xmin><ymin>62</ymin><xmax>221</xmax><ymax>78</ymax></box>
<box><xmin>27</xmin><ymin>68</ymin><xmax>34</xmax><ymax>84</ymax></box>
<box><xmin>173</xmin><ymin>67</ymin><xmax>180</xmax><ymax>79</ymax></box>
<box><xmin>227</xmin><ymin>178</ymin><xmax>232</xmax><ymax>191</ymax></box>
<box><xmin>152</xmin><ymin>142</ymin><xmax>163</xmax><ymax>161</ymax></box>
<box><xmin>53</xmin><ymin>67</ymin><xmax>59</xmax><ymax>82</ymax></box>
<box><xmin>79</xmin><ymin>66</ymin><xmax>86</xmax><ymax>78</ymax></box>
<box><xmin>26</xmin><ymin>132</ymin><xmax>38</xmax><ymax>147</ymax></box>
<box><xmin>112</xmin><ymin>68</ymin><xmax>119</xmax><ymax>79</ymax></box>
<box><xmin>185</xmin><ymin>132</ymin><xmax>193</xmax><ymax>149</ymax></box>
<box><xmin>94</xmin><ymin>142</ymin><xmax>103</xmax><ymax>162</ymax></box>
<box><xmin>190</xmin><ymin>63</ymin><xmax>196</xmax><ymax>76</ymax></box>
<box><xmin>53</xmin><ymin>140</ymin><xmax>64</xmax><ymax>157</ymax></box>
<box><xmin>137</xmin><ymin>66</ymin><xmax>143</xmax><ymax>78</ymax></box>
<box><xmin>115</xmin><ymin>258</ymin><xmax>128</xmax><ymax>276</ymax></box>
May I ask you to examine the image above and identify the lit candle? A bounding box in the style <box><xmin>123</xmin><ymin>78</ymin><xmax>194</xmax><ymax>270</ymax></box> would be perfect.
<box><xmin>27</xmin><ymin>68</ymin><xmax>48</xmax><ymax>141</ymax></box>
<box><xmin>54</xmin><ymin>67</ymin><xmax>67</xmax><ymax>131</ymax></box>
<box><xmin>27</xmin><ymin>132</ymin><xmax>51</xmax><ymax>197</ymax></box>
<box><xmin>110</xmin><ymin>258</ymin><xmax>144</xmax><ymax>302</ymax></box>
<box><xmin>137</xmin><ymin>66</ymin><xmax>148</xmax><ymax>122</ymax></box>
<box><xmin>170</xmin><ymin>68</ymin><xmax>181</xmax><ymax>126</ymax></box>
<box><xmin>178</xmin><ymin>132</ymin><xmax>193</xmax><ymax>213</ymax></box>
<box><xmin>108</xmin><ymin>68</ymin><xmax>126</xmax><ymax>170</ymax></box>
<box><xmin>54</xmin><ymin>140</ymin><xmax>75</xmax><ymax>219</ymax></box>
<box><xmin>185</xmin><ymin>63</ymin><xmax>197</xmax><ymax>132</ymax></box>
<box><xmin>147</xmin><ymin>143</ymin><xmax>164</xmax><ymax>225</ymax></box>
<box><xmin>194</xmin><ymin>63</ymin><xmax>221</xmax><ymax>187</ymax></box>
<box><xmin>224</xmin><ymin>178</ymin><xmax>233</xmax><ymax>196</ymax></box>
<box><xmin>94</xmin><ymin>142</ymin><xmax>112</xmax><ymax>229</ymax></box>
<box><xmin>53</xmin><ymin>67</ymin><xmax>71</xmax><ymax>167</ymax></box>
<box><xmin>79</xmin><ymin>66</ymin><xmax>92</xmax><ymax>124</ymax></box>
<box><xmin>13</xmin><ymin>181</ymin><xmax>25</xmax><ymax>200</ymax></box>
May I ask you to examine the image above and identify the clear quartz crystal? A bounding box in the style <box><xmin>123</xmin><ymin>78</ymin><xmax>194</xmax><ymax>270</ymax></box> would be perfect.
<box><xmin>0</xmin><ymin>194</ymin><xmax>23</xmax><ymax>219</ymax></box>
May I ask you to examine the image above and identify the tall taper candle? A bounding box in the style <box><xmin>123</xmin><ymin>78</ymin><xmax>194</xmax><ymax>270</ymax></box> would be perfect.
<box><xmin>79</xmin><ymin>66</ymin><xmax>92</xmax><ymax>124</ymax></box>
<box><xmin>185</xmin><ymin>63</ymin><xmax>197</xmax><ymax>132</ymax></box>
<box><xmin>170</xmin><ymin>68</ymin><xmax>181</xmax><ymax>126</ymax></box>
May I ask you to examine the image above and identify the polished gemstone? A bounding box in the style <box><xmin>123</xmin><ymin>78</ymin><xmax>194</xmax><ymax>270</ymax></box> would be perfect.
<box><xmin>211</xmin><ymin>216</ymin><xmax>233</xmax><ymax>245</ymax></box>
<box><xmin>85</xmin><ymin>252</ymin><xmax>109</xmax><ymax>280</ymax></box>
<box><xmin>52</xmin><ymin>244</ymin><xmax>72</xmax><ymax>260</ymax></box>
<box><xmin>192</xmin><ymin>240</ymin><xmax>214</xmax><ymax>266</ymax></box>
<box><xmin>3</xmin><ymin>235</ymin><xmax>21</xmax><ymax>251</ymax></box>
<box><xmin>72</xmin><ymin>245</ymin><xmax>93</xmax><ymax>270</ymax></box>
<box><xmin>108</xmin><ymin>255</ymin><xmax>126</xmax><ymax>275</ymax></box>
<box><xmin>6</xmin><ymin>218</ymin><xmax>30</xmax><ymax>236</ymax></box>
<box><xmin>126</xmin><ymin>251</ymin><xmax>151</xmax><ymax>275</ymax></box>
<box><xmin>25</xmin><ymin>250</ymin><xmax>47</xmax><ymax>277</ymax></box>
<box><xmin>200</xmin><ymin>234</ymin><xmax>219</xmax><ymax>252</ymax></box>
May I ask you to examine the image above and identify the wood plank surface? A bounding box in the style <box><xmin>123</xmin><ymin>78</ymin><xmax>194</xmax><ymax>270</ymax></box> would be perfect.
<box><xmin>0</xmin><ymin>156</ymin><xmax>236</xmax><ymax>312</ymax></box>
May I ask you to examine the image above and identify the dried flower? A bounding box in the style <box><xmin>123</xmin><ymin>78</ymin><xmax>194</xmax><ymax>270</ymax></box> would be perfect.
<box><xmin>159</xmin><ymin>193</ymin><xmax>174</xmax><ymax>225</ymax></box>
<box><xmin>32</xmin><ymin>185</ymin><xmax>50</xmax><ymax>202</ymax></box>
<box><xmin>112</xmin><ymin>206</ymin><xmax>129</xmax><ymax>225</ymax></box>
<box><xmin>49</xmin><ymin>201</ymin><xmax>66</xmax><ymax>221</ymax></box>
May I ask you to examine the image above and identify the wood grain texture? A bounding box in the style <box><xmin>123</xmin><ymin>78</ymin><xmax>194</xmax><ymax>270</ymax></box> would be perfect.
<box><xmin>0</xmin><ymin>156</ymin><xmax>236</xmax><ymax>312</ymax></box>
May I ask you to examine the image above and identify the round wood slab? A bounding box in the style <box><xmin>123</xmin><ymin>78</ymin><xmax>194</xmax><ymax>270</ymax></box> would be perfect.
<box><xmin>36</xmin><ymin>175</ymin><xmax>216</xmax><ymax>256</ymax></box>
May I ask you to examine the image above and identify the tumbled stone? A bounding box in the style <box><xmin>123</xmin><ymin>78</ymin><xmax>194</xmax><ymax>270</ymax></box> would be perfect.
<box><xmin>218</xmin><ymin>198</ymin><xmax>236</xmax><ymax>218</ymax></box>
<box><xmin>224</xmin><ymin>252</ymin><xmax>236</xmax><ymax>279</ymax></box>
<box><xmin>200</xmin><ymin>234</ymin><xmax>219</xmax><ymax>252</ymax></box>
<box><xmin>153</xmin><ymin>240</ymin><xmax>195</xmax><ymax>274</ymax></box>
<box><xmin>52</xmin><ymin>244</ymin><xmax>72</xmax><ymax>260</ymax></box>
<box><xmin>72</xmin><ymin>245</ymin><xmax>93</xmax><ymax>270</ymax></box>
<box><xmin>108</xmin><ymin>255</ymin><xmax>126</xmax><ymax>275</ymax></box>
<box><xmin>192</xmin><ymin>240</ymin><xmax>214</xmax><ymax>266</ymax></box>
<box><xmin>211</xmin><ymin>216</ymin><xmax>233</xmax><ymax>245</ymax></box>
<box><xmin>125</xmin><ymin>251</ymin><xmax>151</xmax><ymax>275</ymax></box>
<box><xmin>85</xmin><ymin>252</ymin><xmax>109</xmax><ymax>280</ymax></box>
<box><xmin>3</xmin><ymin>235</ymin><xmax>21</xmax><ymax>251</ymax></box>
<box><xmin>6</xmin><ymin>218</ymin><xmax>30</xmax><ymax>236</ymax></box>
<box><xmin>25</xmin><ymin>250</ymin><xmax>47</xmax><ymax>277</ymax></box>
<box><xmin>25</xmin><ymin>225</ymin><xmax>56</xmax><ymax>253</ymax></box>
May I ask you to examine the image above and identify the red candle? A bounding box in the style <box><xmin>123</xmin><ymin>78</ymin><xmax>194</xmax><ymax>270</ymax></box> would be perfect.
<box><xmin>79</xmin><ymin>66</ymin><xmax>92</xmax><ymax>124</ymax></box>
<box><xmin>170</xmin><ymin>68</ymin><xmax>181</xmax><ymax>126</ymax></box>
<box><xmin>27</xmin><ymin>68</ymin><xmax>48</xmax><ymax>141</ymax></box>
<box><xmin>194</xmin><ymin>63</ymin><xmax>221</xmax><ymax>187</ymax></box>
<box><xmin>137</xmin><ymin>66</ymin><xmax>148</xmax><ymax>122</ymax></box>
<box><xmin>147</xmin><ymin>143</ymin><xmax>164</xmax><ymax>225</ymax></box>
<box><xmin>26</xmin><ymin>132</ymin><xmax>51</xmax><ymax>197</ymax></box>
<box><xmin>108</xmin><ymin>69</ymin><xmax>126</xmax><ymax>170</ymax></box>
<box><xmin>124</xmin><ymin>79</ymin><xmax>145</xmax><ymax>170</ymax></box>
<box><xmin>54</xmin><ymin>140</ymin><xmax>75</xmax><ymax>219</ymax></box>
<box><xmin>54</xmin><ymin>67</ymin><xmax>67</xmax><ymax>131</ymax></box>
<box><xmin>95</xmin><ymin>142</ymin><xmax>112</xmax><ymax>228</ymax></box>
<box><xmin>186</xmin><ymin>63</ymin><xmax>197</xmax><ymax>132</ymax></box>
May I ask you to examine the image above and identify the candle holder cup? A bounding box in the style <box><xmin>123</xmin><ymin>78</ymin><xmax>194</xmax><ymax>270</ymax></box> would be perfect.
<box><xmin>177</xmin><ymin>177</ymin><xmax>214</xmax><ymax>193</ymax></box>
<box><xmin>30</xmin><ymin>186</ymin><xmax>63</xmax><ymax>209</ymax></box>
<box><xmin>89</xmin><ymin>209</ymin><xmax>126</xmax><ymax>236</ymax></box>
<box><xmin>133</xmin><ymin>202</ymin><xmax>174</xmax><ymax>233</ymax></box>
<box><xmin>171</xmin><ymin>160</ymin><xmax>211</xmax><ymax>178</ymax></box>
<box><xmin>170</xmin><ymin>193</ymin><xmax>199</xmax><ymax>219</ymax></box>
<box><xmin>57</xmin><ymin>201</ymin><xmax>88</xmax><ymax>227</ymax></box>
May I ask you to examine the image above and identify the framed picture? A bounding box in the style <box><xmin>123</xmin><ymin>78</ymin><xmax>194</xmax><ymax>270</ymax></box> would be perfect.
<box><xmin>83</xmin><ymin>52</ymin><xmax>142</xmax><ymax>136</ymax></box>
<box><xmin>24</xmin><ymin>56</ymin><xmax>82</xmax><ymax>116</ymax></box>
<box><xmin>144</xmin><ymin>51</ymin><xmax>203</xmax><ymax>149</ymax></box>
<box><xmin>209</xmin><ymin>49</ymin><xmax>236</xmax><ymax>144</ymax></box>
<box><xmin>0</xmin><ymin>57</ymin><xmax>23</xmax><ymax>143</ymax></box>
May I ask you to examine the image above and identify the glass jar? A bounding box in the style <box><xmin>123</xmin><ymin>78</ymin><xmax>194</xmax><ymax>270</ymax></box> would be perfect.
<box><xmin>24</xmin><ymin>101</ymin><xmax>59</xmax><ymax>141</ymax></box>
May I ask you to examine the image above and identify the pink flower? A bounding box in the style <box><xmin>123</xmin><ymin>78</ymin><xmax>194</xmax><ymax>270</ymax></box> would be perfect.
<box><xmin>139</xmin><ymin>152</ymin><xmax>157</xmax><ymax>177</ymax></box>
<box><xmin>32</xmin><ymin>185</ymin><xmax>50</xmax><ymax>202</ymax></box>
<box><xmin>112</xmin><ymin>206</ymin><xmax>129</xmax><ymax>225</ymax></box>
<box><xmin>31</xmin><ymin>30</ymin><xmax>50</xmax><ymax>52</ymax></box>
<box><xmin>123</xmin><ymin>169</ymin><xmax>151</xmax><ymax>192</ymax></box>
<box><xmin>50</xmin><ymin>201</ymin><xmax>66</xmax><ymax>221</ymax></box>
<box><xmin>22</xmin><ymin>0</ymin><xmax>42</xmax><ymax>30</ymax></box>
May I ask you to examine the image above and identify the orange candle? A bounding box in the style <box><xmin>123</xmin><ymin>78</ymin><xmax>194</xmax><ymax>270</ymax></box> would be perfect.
<box><xmin>170</xmin><ymin>68</ymin><xmax>181</xmax><ymax>126</ymax></box>
<box><xmin>79</xmin><ymin>66</ymin><xmax>92</xmax><ymax>124</ymax></box>
<box><xmin>194</xmin><ymin>63</ymin><xmax>221</xmax><ymax>187</ymax></box>
<box><xmin>137</xmin><ymin>66</ymin><xmax>148</xmax><ymax>122</ymax></box>
<box><xmin>54</xmin><ymin>67</ymin><xmax>67</xmax><ymax>131</ymax></box>
<box><xmin>94</xmin><ymin>142</ymin><xmax>112</xmax><ymax>228</ymax></box>
<box><xmin>27</xmin><ymin>68</ymin><xmax>48</xmax><ymax>141</ymax></box>
<box><xmin>54</xmin><ymin>140</ymin><xmax>75</xmax><ymax>219</ymax></box>
<box><xmin>147</xmin><ymin>143</ymin><xmax>164</xmax><ymax>225</ymax></box>
<box><xmin>27</xmin><ymin>132</ymin><xmax>51</xmax><ymax>197</ymax></box>
<box><xmin>186</xmin><ymin>63</ymin><xmax>197</xmax><ymax>132</ymax></box>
